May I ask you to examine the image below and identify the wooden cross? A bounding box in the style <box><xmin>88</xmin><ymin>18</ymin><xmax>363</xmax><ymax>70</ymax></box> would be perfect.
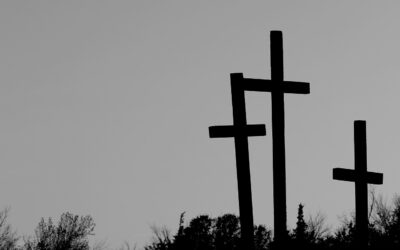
<box><xmin>241</xmin><ymin>31</ymin><xmax>310</xmax><ymax>244</ymax></box>
<box><xmin>333</xmin><ymin>120</ymin><xmax>383</xmax><ymax>249</ymax></box>
<box><xmin>209</xmin><ymin>31</ymin><xmax>310</xmax><ymax>248</ymax></box>
<box><xmin>209</xmin><ymin>73</ymin><xmax>266</xmax><ymax>250</ymax></box>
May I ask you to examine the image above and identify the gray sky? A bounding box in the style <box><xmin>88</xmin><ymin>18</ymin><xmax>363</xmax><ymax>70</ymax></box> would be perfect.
<box><xmin>0</xmin><ymin>1</ymin><xmax>399</xmax><ymax>248</ymax></box>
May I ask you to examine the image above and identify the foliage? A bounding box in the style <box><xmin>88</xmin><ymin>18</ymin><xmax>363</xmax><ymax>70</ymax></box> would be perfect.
<box><xmin>25</xmin><ymin>212</ymin><xmax>95</xmax><ymax>250</ymax></box>
<box><xmin>292</xmin><ymin>203</ymin><xmax>308</xmax><ymax>244</ymax></box>
<box><xmin>8</xmin><ymin>191</ymin><xmax>400</xmax><ymax>249</ymax></box>
<box><xmin>253</xmin><ymin>225</ymin><xmax>271</xmax><ymax>250</ymax></box>
<box><xmin>368</xmin><ymin>194</ymin><xmax>400</xmax><ymax>249</ymax></box>
<box><xmin>144</xmin><ymin>213</ymin><xmax>271</xmax><ymax>250</ymax></box>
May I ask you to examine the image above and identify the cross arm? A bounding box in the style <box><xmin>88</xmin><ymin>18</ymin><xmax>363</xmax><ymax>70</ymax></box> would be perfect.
<box><xmin>209</xmin><ymin>124</ymin><xmax>266</xmax><ymax>138</ymax></box>
<box><xmin>333</xmin><ymin>168</ymin><xmax>356</xmax><ymax>182</ymax></box>
<box><xmin>242</xmin><ymin>78</ymin><xmax>310</xmax><ymax>94</ymax></box>
<box><xmin>333</xmin><ymin>168</ymin><xmax>383</xmax><ymax>184</ymax></box>
<box><xmin>367</xmin><ymin>172</ymin><xmax>384</xmax><ymax>184</ymax></box>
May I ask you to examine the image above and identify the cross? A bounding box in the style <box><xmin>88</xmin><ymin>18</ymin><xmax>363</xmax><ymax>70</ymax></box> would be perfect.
<box><xmin>209</xmin><ymin>31</ymin><xmax>310</xmax><ymax>248</ymax></box>
<box><xmin>209</xmin><ymin>73</ymin><xmax>266</xmax><ymax>250</ymax></box>
<box><xmin>241</xmin><ymin>30</ymin><xmax>310</xmax><ymax>244</ymax></box>
<box><xmin>333</xmin><ymin>120</ymin><xmax>383</xmax><ymax>249</ymax></box>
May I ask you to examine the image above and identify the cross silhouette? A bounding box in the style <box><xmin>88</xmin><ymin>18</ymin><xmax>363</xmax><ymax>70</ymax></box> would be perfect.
<box><xmin>241</xmin><ymin>31</ymin><xmax>310</xmax><ymax>244</ymax></box>
<box><xmin>209</xmin><ymin>31</ymin><xmax>310</xmax><ymax>249</ymax></box>
<box><xmin>333</xmin><ymin>120</ymin><xmax>383</xmax><ymax>249</ymax></box>
<box><xmin>209</xmin><ymin>73</ymin><xmax>266</xmax><ymax>250</ymax></box>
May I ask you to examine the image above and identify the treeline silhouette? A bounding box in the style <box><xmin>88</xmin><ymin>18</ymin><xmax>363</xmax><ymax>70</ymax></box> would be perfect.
<box><xmin>1</xmin><ymin>192</ymin><xmax>400</xmax><ymax>249</ymax></box>
<box><xmin>145</xmin><ymin>192</ymin><xmax>400</xmax><ymax>250</ymax></box>
<box><xmin>0</xmin><ymin>209</ymin><xmax>97</xmax><ymax>250</ymax></box>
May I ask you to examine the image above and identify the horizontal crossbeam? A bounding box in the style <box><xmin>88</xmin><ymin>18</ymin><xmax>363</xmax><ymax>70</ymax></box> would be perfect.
<box><xmin>333</xmin><ymin>168</ymin><xmax>383</xmax><ymax>185</ymax></box>
<box><xmin>242</xmin><ymin>78</ymin><xmax>310</xmax><ymax>94</ymax></box>
<box><xmin>209</xmin><ymin>124</ymin><xmax>266</xmax><ymax>138</ymax></box>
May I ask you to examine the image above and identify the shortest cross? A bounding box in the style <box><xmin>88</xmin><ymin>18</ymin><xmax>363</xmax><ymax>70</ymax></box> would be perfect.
<box><xmin>333</xmin><ymin>120</ymin><xmax>383</xmax><ymax>249</ymax></box>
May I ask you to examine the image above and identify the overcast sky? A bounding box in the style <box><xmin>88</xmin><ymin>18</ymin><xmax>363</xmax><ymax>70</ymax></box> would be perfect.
<box><xmin>1</xmin><ymin>1</ymin><xmax>400</xmax><ymax>248</ymax></box>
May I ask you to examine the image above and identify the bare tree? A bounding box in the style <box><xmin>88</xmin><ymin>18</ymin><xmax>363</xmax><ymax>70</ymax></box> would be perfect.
<box><xmin>307</xmin><ymin>211</ymin><xmax>330</xmax><ymax>240</ymax></box>
<box><xmin>0</xmin><ymin>207</ymin><xmax>18</xmax><ymax>250</ymax></box>
<box><xmin>369</xmin><ymin>190</ymin><xmax>391</xmax><ymax>232</ymax></box>
<box><xmin>144</xmin><ymin>225</ymin><xmax>171</xmax><ymax>250</ymax></box>
<box><xmin>26</xmin><ymin>212</ymin><xmax>95</xmax><ymax>250</ymax></box>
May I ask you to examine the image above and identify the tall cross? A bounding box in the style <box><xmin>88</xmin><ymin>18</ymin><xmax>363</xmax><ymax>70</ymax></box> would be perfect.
<box><xmin>333</xmin><ymin>120</ymin><xmax>383</xmax><ymax>249</ymax></box>
<box><xmin>209</xmin><ymin>73</ymin><xmax>266</xmax><ymax>250</ymax></box>
<box><xmin>241</xmin><ymin>31</ymin><xmax>310</xmax><ymax>244</ymax></box>
<box><xmin>209</xmin><ymin>31</ymin><xmax>310</xmax><ymax>248</ymax></box>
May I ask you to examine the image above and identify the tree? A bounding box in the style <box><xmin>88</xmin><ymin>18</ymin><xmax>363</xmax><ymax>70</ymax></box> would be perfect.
<box><xmin>182</xmin><ymin>215</ymin><xmax>214</xmax><ymax>250</ymax></box>
<box><xmin>307</xmin><ymin>211</ymin><xmax>330</xmax><ymax>243</ymax></box>
<box><xmin>26</xmin><ymin>212</ymin><xmax>95</xmax><ymax>250</ymax></box>
<box><xmin>144</xmin><ymin>225</ymin><xmax>172</xmax><ymax>250</ymax></box>
<box><xmin>164</xmin><ymin>213</ymin><xmax>272</xmax><ymax>250</ymax></box>
<box><xmin>293</xmin><ymin>203</ymin><xmax>307</xmax><ymax>243</ymax></box>
<box><xmin>214</xmin><ymin>214</ymin><xmax>240</xmax><ymax>250</ymax></box>
<box><xmin>368</xmin><ymin>194</ymin><xmax>400</xmax><ymax>249</ymax></box>
<box><xmin>253</xmin><ymin>225</ymin><xmax>271</xmax><ymax>250</ymax></box>
<box><xmin>331</xmin><ymin>214</ymin><xmax>356</xmax><ymax>250</ymax></box>
<box><xmin>0</xmin><ymin>207</ymin><xmax>18</xmax><ymax>250</ymax></box>
<box><xmin>171</xmin><ymin>212</ymin><xmax>185</xmax><ymax>250</ymax></box>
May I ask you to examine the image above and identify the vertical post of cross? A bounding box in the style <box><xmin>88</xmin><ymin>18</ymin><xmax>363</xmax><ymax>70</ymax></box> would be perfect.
<box><xmin>354</xmin><ymin>121</ymin><xmax>368</xmax><ymax>249</ymax></box>
<box><xmin>270</xmin><ymin>30</ymin><xmax>287</xmax><ymax>244</ymax></box>
<box><xmin>209</xmin><ymin>73</ymin><xmax>266</xmax><ymax>250</ymax></box>
<box><xmin>240</xmin><ymin>31</ymin><xmax>310</xmax><ymax>246</ymax></box>
<box><xmin>231</xmin><ymin>73</ymin><xmax>255</xmax><ymax>250</ymax></box>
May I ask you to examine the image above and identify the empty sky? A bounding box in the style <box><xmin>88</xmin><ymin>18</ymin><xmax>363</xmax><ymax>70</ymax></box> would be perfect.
<box><xmin>0</xmin><ymin>1</ymin><xmax>399</xmax><ymax>248</ymax></box>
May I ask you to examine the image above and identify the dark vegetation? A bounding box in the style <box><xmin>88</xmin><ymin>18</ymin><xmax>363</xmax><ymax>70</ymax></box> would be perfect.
<box><xmin>144</xmin><ymin>192</ymin><xmax>400</xmax><ymax>250</ymax></box>
<box><xmin>2</xmin><ymin>191</ymin><xmax>400</xmax><ymax>249</ymax></box>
